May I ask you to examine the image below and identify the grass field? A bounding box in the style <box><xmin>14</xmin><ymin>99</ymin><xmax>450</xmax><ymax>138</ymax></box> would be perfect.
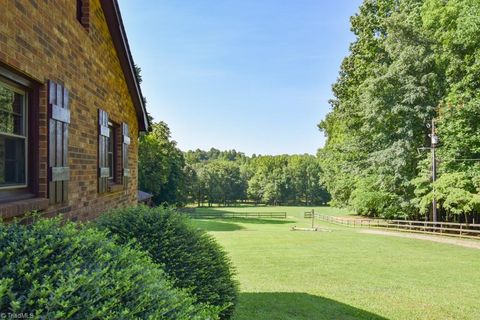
<box><xmin>190</xmin><ymin>206</ymin><xmax>480</xmax><ymax>320</ymax></box>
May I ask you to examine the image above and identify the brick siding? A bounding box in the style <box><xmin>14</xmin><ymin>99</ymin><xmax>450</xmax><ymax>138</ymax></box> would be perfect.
<box><xmin>0</xmin><ymin>0</ymin><xmax>141</xmax><ymax>220</ymax></box>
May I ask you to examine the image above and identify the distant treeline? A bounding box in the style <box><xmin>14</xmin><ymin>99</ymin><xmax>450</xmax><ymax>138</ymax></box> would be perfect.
<box><xmin>139</xmin><ymin>122</ymin><xmax>330</xmax><ymax>207</ymax></box>
<box><xmin>319</xmin><ymin>0</ymin><xmax>480</xmax><ymax>222</ymax></box>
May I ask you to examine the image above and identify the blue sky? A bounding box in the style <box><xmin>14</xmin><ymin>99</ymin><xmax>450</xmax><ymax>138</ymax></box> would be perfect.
<box><xmin>118</xmin><ymin>0</ymin><xmax>363</xmax><ymax>155</ymax></box>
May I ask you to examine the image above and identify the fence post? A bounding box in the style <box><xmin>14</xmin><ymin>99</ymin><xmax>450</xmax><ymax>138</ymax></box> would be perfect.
<box><xmin>311</xmin><ymin>209</ymin><xmax>315</xmax><ymax>229</ymax></box>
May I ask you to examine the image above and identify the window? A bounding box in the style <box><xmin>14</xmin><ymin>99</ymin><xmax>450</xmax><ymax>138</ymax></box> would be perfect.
<box><xmin>0</xmin><ymin>80</ymin><xmax>27</xmax><ymax>189</ymax></box>
<box><xmin>76</xmin><ymin>0</ymin><xmax>82</xmax><ymax>21</ymax></box>
<box><xmin>98</xmin><ymin>109</ymin><xmax>127</xmax><ymax>194</ymax></box>
<box><xmin>107</xmin><ymin>123</ymin><xmax>115</xmax><ymax>180</ymax></box>
<box><xmin>76</xmin><ymin>0</ymin><xmax>90</xmax><ymax>30</ymax></box>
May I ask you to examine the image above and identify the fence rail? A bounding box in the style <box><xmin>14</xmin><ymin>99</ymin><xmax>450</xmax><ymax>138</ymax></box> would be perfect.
<box><xmin>315</xmin><ymin>214</ymin><xmax>480</xmax><ymax>239</ymax></box>
<box><xmin>184</xmin><ymin>210</ymin><xmax>287</xmax><ymax>219</ymax></box>
<box><xmin>304</xmin><ymin>211</ymin><xmax>313</xmax><ymax>218</ymax></box>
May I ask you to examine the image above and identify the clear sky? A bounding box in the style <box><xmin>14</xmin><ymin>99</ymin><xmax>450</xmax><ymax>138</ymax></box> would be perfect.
<box><xmin>118</xmin><ymin>0</ymin><xmax>363</xmax><ymax>155</ymax></box>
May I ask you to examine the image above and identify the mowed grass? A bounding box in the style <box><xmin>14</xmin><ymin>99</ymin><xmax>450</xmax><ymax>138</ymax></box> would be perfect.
<box><xmin>190</xmin><ymin>206</ymin><xmax>480</xmax><ymax>320</ymax></box>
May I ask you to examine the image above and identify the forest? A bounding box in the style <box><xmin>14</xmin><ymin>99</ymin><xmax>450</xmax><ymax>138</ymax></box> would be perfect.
<box><xmin>138</xmin><ymin>122</ymin><xmax>330</xmax><ymax>207</ymax></box>
<box><xmin>318</xmin><ymin>0</ymin><xmax>480</xmax><ymax>222</ymax></box>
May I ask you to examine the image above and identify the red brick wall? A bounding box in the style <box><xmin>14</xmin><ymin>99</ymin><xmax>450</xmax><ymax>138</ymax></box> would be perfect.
<box><xmin>0</xmin><ymin>0</ymin><xmax>141</xmax><ymax>220</ymax></box>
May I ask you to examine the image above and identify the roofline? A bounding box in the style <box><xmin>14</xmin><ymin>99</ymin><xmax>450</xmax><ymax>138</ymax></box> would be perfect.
<box><xmin>100</xmin><ymin>0</ymin><xmax>149</xmax><ymax>132</ymax></box>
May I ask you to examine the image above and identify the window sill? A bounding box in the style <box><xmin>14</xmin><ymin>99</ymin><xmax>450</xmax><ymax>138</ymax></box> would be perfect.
<box><xmin>0</xmin><ymin>197</ymin><xmax>49</xmax><ymax>219</ymax></box>
<box><xmin>108</xmin><ymin>183</ymin><xmax>124</xmax><ymax>193</ymax></box>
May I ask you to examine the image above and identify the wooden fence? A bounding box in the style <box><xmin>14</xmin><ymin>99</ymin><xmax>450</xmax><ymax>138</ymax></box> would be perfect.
<box><xmin>315</xmin><ymin>214</ymin><xmax>480</xmax><ymax>239</ymax></box>
<box><xmin>184</xmin><ymin>210</ymin><xmax>287</xmax><ymax>219</ymax></box>
<box><xmin>304</xmin><ymin>211</ymin><xmax>313</xmax><ymax>218</ymax></box>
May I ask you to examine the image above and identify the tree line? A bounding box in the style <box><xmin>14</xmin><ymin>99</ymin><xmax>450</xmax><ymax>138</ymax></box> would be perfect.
<box><xmin>139</xmin><ymin>123</ymin><xmax>330</xmax><ymax>207</ymax></box>
<box><xmin>319</xmin><ymin>0</ymin><xmax>480</xmax><ymax>222</ymax></box>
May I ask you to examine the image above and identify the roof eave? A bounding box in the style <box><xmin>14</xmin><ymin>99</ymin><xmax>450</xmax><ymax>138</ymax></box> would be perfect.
<box><xmin>100</xmin><ymin>0</ymin><xmax>149</xmax><ymax>132</ymax></box>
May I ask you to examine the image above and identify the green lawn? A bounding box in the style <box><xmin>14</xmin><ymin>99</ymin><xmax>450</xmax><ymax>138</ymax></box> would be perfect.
<box><xmin>191</xmin><ymin>206</ymin><xmax>480</xmax><ymax>320</ymax></box>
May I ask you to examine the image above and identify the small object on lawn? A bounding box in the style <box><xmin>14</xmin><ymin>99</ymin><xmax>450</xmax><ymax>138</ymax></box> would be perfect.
<box><xmin>290</xmin><ymin>226</ymin><xmax>331</xmax><ymax>232</ymax></box>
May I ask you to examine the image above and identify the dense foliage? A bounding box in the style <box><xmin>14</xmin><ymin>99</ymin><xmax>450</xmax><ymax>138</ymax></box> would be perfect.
<box><xmin>96</xmin><ymin>206</ymin><xmax>238</xmax><ymax>320</ymax></box>
<box><xmin>319</xmin><ymin>0</ymin><xmax>480</xmax><ymax>222</ymax></box>
<box><xmin>139</xmin><ymin>121</ymin><xmax>187</xmax><ymax>205</ymax></box>
<box><xmin>0</xmin><ymin>217</ymin><xmax>218</xmax><ymax>319</ymax></box>
<box><xmin>184</xmin><ymin>149</ymin><xmax>331</xmax><ymax>206</ymax></box>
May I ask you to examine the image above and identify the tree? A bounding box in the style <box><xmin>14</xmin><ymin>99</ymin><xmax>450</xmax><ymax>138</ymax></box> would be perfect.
<box><xmin>319</xmin><ymin>0</ymin><xmax>480</xmax><ymax>222</ymax></box>
<box><xmin>139</xmin><ymin>122</ymin><xmax>186</xmax><ymax>205</ymax></box>
<box><xmin>201</xmin><ymin>161</ymin><xmax>245</xmax><ymax>206</ymax></box>
<box><xmin>185</xmin><ymin>151</ymin><xmax>330</xmax><ymax>206</ymax></box>
<box><xmin>319</xmin><ymin>0</ymin><xmax>448</xmax><ymax>219</ymax></box>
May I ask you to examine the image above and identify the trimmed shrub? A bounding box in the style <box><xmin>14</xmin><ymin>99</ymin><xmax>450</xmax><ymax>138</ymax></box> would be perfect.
<box><xmin>0</xmin><ymin>217</ymin><xmax>219</xmax><ymax>319</ymax></box>
<box><xmin>97</xmin><ymin>206</ymin><xmax>238</xmax><ymax>319</ymax></box>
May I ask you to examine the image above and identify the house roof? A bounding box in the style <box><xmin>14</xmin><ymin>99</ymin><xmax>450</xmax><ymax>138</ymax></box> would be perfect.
<box><xmin>137</xmin><ymin>190</ymin><xmax>153</xmax><ymax>202</ymax></box>
<box><xmin>100</xmin><ymin>0</ymin><xmax>149</xmax><ymax>132</ymax></box>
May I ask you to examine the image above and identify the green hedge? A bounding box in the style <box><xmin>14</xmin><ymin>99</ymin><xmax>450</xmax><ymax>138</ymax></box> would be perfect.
<box><xmin>97</xmin><ymin>206</ymin><xmax>238</xmax><ymax>319</ymax></box>
<box><xmin>0</xmin><ymin>218</ymin><xmax>219</xmax><ymax>319</ymax></box>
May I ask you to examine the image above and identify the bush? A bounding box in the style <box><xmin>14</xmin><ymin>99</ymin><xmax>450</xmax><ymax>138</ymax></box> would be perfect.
<box><xmin>97</xmin><ymin>206</ymin><xmax>238</xmax><ymax>319</ymax></box>
<box><xmin>0</xmin><ymin>217</ymin><xmax>219</xmax><ymax>319</ymax></box>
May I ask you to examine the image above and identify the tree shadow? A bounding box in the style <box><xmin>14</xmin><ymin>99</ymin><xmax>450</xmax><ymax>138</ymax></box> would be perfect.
<box><xmin>192</xmin><ymin>216</ymin><xmax>291</xmax><ymax>225</ymax></box>
<box><xmin>234</xmin><ymin>292</ymin><xmax>388</xmax><ymax>320</ymax></box>
<box><xmin>193</xmin><ymin>209</ymin><xmax>292</xmax><ymax>225</ymax></box>
<box><xmin>223</xmin><ymin>217</ymin><xmax>292</xmax><ymax>225</ymax></box>
<box><xmin>190</xmin><ymin>219</ymin><xmax>244</xmax><ymax>232</ymax></box>
<box><xmin>198</xmin><ymin>204</ymin><xmax>269</xmax><ymax>208</ymax></box>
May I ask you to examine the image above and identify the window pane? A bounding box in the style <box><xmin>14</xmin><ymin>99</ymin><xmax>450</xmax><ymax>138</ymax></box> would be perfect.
<box><xmin>0</xmin><ymin>135</ymin><xmax>26</xmax><ymax>187</ymax></box>
<box><xmin>0</xmin><ymin>85</ymin><xmax>25</xmax><ymax>136</ymax></box>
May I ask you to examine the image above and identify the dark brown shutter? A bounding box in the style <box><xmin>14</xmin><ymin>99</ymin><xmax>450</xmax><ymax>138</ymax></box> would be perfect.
<box><xmin>122</xmin><ymin>122</ymin><xmax>130</xmax><ymax>190</ymax></box>
<box><xmin>48</xmin><ymin>81</ymin><xmax>70</xmax><ymax>204</ymax></box>
<box><xmin>98</xmin><ymin>109</ymin><xmax>110</xmax><ymax>193</ymax></box>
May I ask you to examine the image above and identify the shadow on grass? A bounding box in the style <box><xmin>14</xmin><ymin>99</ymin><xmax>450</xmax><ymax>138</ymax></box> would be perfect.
<box><xmin>221</xmin><ymin>217</ymin><xmax>292</xmax><ymax>225</ymax></box>
<box><xmin>190</xmin><ymin>219</ymin><xmax>244</xmax><ymax>232</ymax></box>
<box><xmin>234</xmin><ymin>292</ymin><xmax>387</xmax><ymax>320</ymax></box>
<box><xmin>194</xmin><ymin>209</ymin><xmax>292</xmax><ymax>225</ymax></box>
<box><xmin>192</xmin><ymin>217</ymin><xmax>291</xmax><ymax>226</ymax></box>
<box><xmin>197</xmin><ymin>204</ymin><xmax>269</xmax><ymax>208</ymax></box>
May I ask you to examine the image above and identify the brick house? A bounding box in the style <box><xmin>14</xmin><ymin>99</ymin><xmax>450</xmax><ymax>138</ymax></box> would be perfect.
<box><xmin>0</xmin><ymin>0</ymin><xmax>149</xmax><ymax>220</ymax></box>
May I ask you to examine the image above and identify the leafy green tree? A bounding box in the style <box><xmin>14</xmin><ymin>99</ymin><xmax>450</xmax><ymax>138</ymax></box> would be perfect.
<box><xmin>320</xmin><ymin>0</ymin><xmax>480</xmax><ymax>222</ymax></box>
<box><xmin>288</xmin><ymin>155</ymin><xmax>329</xmax><ymax>205</ymax></box>
<box><xmin>202</xmin><ymin>161</ymin><xmax>245</xmax><ymax>206</ymax></box>
<box><xmin>319</xmin><ymin>0</ymin><xmax>450</xmax><ymax>219</ymax></box>
<box><xmin>139</xmin><ymin>122</ymin><xmax>186</xmax><ymax>205</ymax></box>
<box><xmin>184</xmin><ymin>151</ymin><xmax>330</xmax><ymax>206</ymax></box>
<box><xmin>414</xmin><ymin>171</ymin><xmax>480</xmax><ymax>222</ymax></box>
